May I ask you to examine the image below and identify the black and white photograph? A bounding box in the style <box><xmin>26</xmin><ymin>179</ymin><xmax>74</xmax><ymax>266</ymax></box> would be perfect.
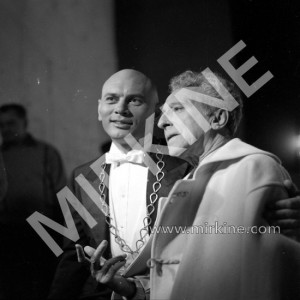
<box><xmin>0</xmin><ymin>1</ymin><xmax>299</xmax><ymax>299</ymax></box>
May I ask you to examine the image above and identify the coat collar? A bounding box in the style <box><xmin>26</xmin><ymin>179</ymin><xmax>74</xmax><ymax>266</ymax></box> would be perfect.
<box><xmin>190</xmin><ymin>138</ymin><xmax>281</xmax><ymax>179</ymax></box>
<box><xmin>199</xmin><ymin>138</ymin><xmax>280</xmax><ymax>166</ymax></box>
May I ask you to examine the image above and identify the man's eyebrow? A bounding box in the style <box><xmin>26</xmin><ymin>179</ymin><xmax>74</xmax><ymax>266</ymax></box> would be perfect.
<box><xmin>127</xmin><ymin>93</ymin><xmax>145</xmax><ymax>99</ymax></box>
<box><xmin>160</xmin><ymin>101</ymin><xmax>182</xmax><ymax>113</ymax></box>
<box><xmin>103</xmin><ymin>93</ymin><xmax>118</xmax><ymax>97</ymax></box>
<box><xmin>167</xmin><ymin>101</ymin><xmax>182</xmax><ymax>108</ymax></box>
<box><xmin>102</xmin><ymin>93</ymin><xmax>145</xmax><ymax>99</ymax></box>
<box><xmin>160</xmin><ymin>104</ymin><xmax>169</xmax><ymax>113</ymax></box>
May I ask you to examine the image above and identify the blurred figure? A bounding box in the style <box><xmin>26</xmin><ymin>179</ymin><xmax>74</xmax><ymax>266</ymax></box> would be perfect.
<box><xmin>0</xmin><ymin>151</ymin><xmax>7</xmax><ymax>300</ymax></box>
<box><xmin>0</xmin><ymin>103</ymin><xmax>66</xmax><ymax>300</ymax></box>
<box><xmin>0</xmin><ymin>150</ymin><xmax>7</xmax><ymax>203</ymax></box>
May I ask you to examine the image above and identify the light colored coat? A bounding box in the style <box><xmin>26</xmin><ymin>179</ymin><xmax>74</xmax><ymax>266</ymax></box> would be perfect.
<box><xmin>150</xmin><ymin>138</ymin><xmax>300</xmax><ymax>300</ymax></box>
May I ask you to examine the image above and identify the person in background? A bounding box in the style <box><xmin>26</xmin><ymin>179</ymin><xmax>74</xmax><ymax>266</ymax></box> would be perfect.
<box><xmin>0</xmin><ymin>150</ymin><xmax>7</xmax><ymax>300</ymax></box>
<box><xmin>0</xmin><ymin>150</ymin><xmax>7</xmax><ymax>203</ymax></box>
<box><xmin>0</xmin><ymin>103</ymin><xmax>66</xmax><ymax>300</ymax></box>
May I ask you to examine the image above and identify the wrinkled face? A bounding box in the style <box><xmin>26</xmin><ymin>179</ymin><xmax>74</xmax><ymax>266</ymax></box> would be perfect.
<box><xmin>0</xmin><ymin>111</ymin><xmax>26</xmax><ymax>143</ymax></box>
<box><xmin>158</xmin><ymin>91</ymin><xmax>207</xmax><ymax>157</ymax></box>
<box><xmin>98</xmin><ymin>71</ymin><xmax>157</xmax><ymax>146</ymax></box>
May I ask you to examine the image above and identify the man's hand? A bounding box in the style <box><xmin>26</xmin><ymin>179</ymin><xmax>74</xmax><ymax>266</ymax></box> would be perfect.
<box><xmin>75</xmin><ymin>241</ymin><xmax>136</xmax><ymax>298</ymax></box>
<box><xmin>265</xmin><ymin>180</ymin><xmax>300</xmax><ymax>241</ymax></box>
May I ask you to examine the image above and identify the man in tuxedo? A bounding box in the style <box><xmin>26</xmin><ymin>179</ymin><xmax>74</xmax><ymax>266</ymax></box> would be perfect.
<box><xmin>48</xmin><ymin>69</ymin><xmax>190</xmax><ymax>300</ymax></box>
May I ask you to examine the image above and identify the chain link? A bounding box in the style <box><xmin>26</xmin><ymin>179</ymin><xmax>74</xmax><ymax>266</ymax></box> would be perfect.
<box><xmin>98</xmin><ymin>154</ymin><xmax>165</xmax><ymax>255</ymax></box>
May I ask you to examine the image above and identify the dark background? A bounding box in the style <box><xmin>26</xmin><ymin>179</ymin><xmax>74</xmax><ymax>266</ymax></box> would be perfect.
<box><xmin>115</xmin><ymin>0</ymin><xmax>300</xmax><ymax>184</ymax></box>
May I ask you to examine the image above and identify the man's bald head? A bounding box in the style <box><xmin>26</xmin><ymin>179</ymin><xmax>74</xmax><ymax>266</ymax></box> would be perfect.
<box><xmin>102</xmin><ymin>69</ymin><xmax>158</xmax><ymax>105</ymax></box>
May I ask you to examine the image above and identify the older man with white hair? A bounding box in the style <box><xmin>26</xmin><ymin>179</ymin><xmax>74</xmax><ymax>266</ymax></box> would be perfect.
<box><xmin>147</xmin><ymin>70</ymin><xmax>300</xmax><ymax>300</ymax></box>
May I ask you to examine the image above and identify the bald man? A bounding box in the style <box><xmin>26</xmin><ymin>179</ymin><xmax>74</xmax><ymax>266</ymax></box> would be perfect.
<box><xmin>48</xmin><ymin>70</ymin><xmax>189</xmax><ymax>300</ymax></box>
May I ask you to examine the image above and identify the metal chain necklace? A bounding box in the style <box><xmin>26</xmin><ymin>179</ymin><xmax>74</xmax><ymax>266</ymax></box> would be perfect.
<box><xmin>98</xmin><ymin>152</ymin><xmax>165</xmax><ymax>255</ymax></box>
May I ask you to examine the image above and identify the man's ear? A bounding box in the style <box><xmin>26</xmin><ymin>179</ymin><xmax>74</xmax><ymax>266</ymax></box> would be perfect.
<box><xmin>98</xmin><ymin>99</ymin><xmax>102</xmax><ymax>121</ymax></box>
<box><xmin>210</xmin><ymin>109</ymin><xmax>229</xmax><ymax>130</ymax></box>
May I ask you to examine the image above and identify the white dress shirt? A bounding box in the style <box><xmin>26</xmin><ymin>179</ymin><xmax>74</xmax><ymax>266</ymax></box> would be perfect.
<box><xmin>107</xmin><ymin>143</ymin><xmax>150</xmax><ymax>266</ymax></box>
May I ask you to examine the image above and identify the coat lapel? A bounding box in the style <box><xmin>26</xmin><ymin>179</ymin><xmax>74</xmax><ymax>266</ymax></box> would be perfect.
<box><xmin>79</xmin><ymin>156</ymin><xmax>112</xmax><ymax>258</ymax></box>
<box><xmin>124</xmin><ymin>155</ymin><xmax>189</xmax><ymax>276</ymax></box>
<box><xmin>153</xmin><ymin>162</ymin><xmax>220</xmax><ymax>256</ymax></box>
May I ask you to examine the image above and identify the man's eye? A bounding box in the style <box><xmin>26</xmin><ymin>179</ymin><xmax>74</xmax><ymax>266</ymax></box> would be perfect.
<box><xmin>129</xmin><ymin>98</ymin><xmax>143</xmax><ymax>105</ymax></box>
<box><xmin>172</xmin><ymin>106</ymin><xmax>183</xmax><ymax>112</ymax></box>
<box><xmin>105</xmin><ymin>97</ymin><xmax>117</xmax><ymax>103</ymax></box>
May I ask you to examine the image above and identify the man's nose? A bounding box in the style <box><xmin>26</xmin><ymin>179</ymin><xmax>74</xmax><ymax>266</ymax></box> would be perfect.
<box><xmin>114</xmin><ymin>99</ymin><xmax>129</xmax><ymax>115</ymax></box>
<box><xmin>157</xmin><ymin>112</ymin><xmax>170</xmax><ymax>129</ymax></box>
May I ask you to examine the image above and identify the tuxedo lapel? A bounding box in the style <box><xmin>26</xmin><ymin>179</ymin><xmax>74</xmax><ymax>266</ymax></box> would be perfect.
<box><xmin>78</xmin><ymin>156</ymin><xmax>112</xmax><ymax>258</ymax></box>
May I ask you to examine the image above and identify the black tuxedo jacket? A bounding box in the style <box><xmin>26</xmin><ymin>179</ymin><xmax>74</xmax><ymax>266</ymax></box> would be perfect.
<box><xmin>48</xmin><ymin>153</ymin><xmax>190</xmax><ymax>300</ymax></box>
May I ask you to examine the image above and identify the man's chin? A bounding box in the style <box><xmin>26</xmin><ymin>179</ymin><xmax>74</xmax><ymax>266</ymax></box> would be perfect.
<box><xmin>110</xmin><ymin>132</ymin><xmax>142</xmax><ymax>143</ymax></box>
<box><xmin>167</xmin><ymin>145</ymin><xmax>187</xmax><ymax>157</ymax></box>
<box><xmin>106</xmin><ymin>127</ymin><xmax>144</xmax><ymax>140</ymax></box>
<box><xmin>110</xmin><ymin>134</ymin><xmax>129</xmax><ymax>142</ymax></box>
<box><xmin>110</xmin><ymin>135</ymin><xmax>145</xmax><ymax>151</ymax></box>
